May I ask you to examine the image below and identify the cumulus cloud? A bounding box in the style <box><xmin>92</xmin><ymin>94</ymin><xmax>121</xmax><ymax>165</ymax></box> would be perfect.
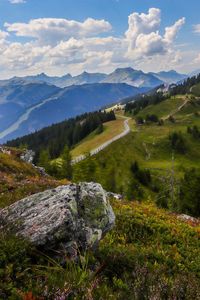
<box><xmin>125</xmin><ymin>8</ymin><xmax>161</xmax><ymax>50</ymax></box>
<box><xmin>125</xmin><ymin>8</ymin><xmax>185</xmax><ymax>59</ymax></box>
<box><xmin>135</xmin><ymin>32</ymin><xmax>166</xmax><ymax>56</ymax></box>
<box><xmin>164</xmin><ymin>18</ymin><xmax>185</xmax><ymax>43</ymax></box>
<box><xmin>0</xmin><ymin>8</ymin><xmax>186</xmax><ymax>77</ymax></box>
<box><xmin>5</xmin><ymin>18</ymin><xmax>112</xmax><ymax>45</ymax></box>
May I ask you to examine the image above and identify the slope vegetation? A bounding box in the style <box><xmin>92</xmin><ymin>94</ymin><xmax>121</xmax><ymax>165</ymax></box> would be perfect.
<box><xmin>0</xmin><ymin>148</ymin><xmax>64</xmax><ymax>208</ymax></box>
<box><xmin>73</xmin><ymin>93</ymin><xmax>200</xmax><ymax>216</ymax></box>
<box><xmin>0</xmin><ymin>196</ymin><xmax>199</xmax><ymax>299</ymax></box>
<box><xmin>71</xmin><ymin>114</ymin><xmax>130</xmax><ymax>159</ymax></box>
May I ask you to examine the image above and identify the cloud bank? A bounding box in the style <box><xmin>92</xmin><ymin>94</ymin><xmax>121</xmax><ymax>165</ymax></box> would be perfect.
<box><xmin>0</xmin><ymin>8</ymin><xmax>187</xmax><ymax>78</ymax></box>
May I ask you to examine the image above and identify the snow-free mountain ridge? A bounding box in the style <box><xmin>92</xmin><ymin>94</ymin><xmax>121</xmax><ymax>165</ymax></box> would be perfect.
<box><xmin>2</xmin><ymin>68</ymin><xmax>188</xmax><ymax>89</ymax></box>
<box><xmin>0</xmin><ymin>67</ymin><xmax>190</xmax><ymax>143</ymax></box>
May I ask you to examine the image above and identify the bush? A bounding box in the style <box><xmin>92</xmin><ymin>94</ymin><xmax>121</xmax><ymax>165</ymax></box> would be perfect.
<box><xmin>187</xmin><ymin>125</ymin><xmax>200</xmax><ymax>139</ymax></box>
<box><xmin>131</xmin><ymin>161</ymin><xmax>151</xmax><ymax>187</ymax></box>
<box><xmin>145</xmin><ymin>114</ymin><xmax>159</xmax><ymax>123</ymax></box>
<box><xmin>169</xmin><ymin>132</ymin><xmax>187</xmax><ymax>154</ymax></box>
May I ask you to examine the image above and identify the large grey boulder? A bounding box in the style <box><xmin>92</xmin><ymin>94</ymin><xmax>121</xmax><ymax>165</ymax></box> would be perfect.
<box><xmin>0</xmin><ymin>182</ymin><xmax>115</xmax><ymax>255</ymax></box>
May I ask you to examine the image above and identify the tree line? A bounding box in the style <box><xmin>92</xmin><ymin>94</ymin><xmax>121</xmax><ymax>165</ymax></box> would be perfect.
<box><xmin>6</xmin><ymin>110</ymin><xmax>116</xmax><ymax>162</ymax></box>
<box><xmin>170</xmin><ymin>73</ymin><xmax>200</xmax><ymax>96</ymax></box>
<box><xmin>125</xmin><ymin>92</ymin><xmax>168</xmax><ymax>115</ymax></box>
<box><xmin>125</xmin><ymin>73</ymin><xmax>200</xmax><ymax>116</ymax></box>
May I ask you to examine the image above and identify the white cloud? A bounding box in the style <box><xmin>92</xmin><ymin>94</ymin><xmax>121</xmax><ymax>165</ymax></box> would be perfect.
<box><xmin>135</xmin><ymin>32</ymin><xmax>166</xmax><ymax>56</ymax></box>
<box><xmin>194</xmin><ymin>53</ymin><xmax>200</xmax><ymax>63</ymax></box>
<box><xmin>125</xmin><ymin>8</ymin><xmax>185</xmax><ymax>59</ymax></box>
<box><xmin>0</xmin><ymin>30</ymin><xmax>9</xmax><ymax>40</ymax></box>
<box><xmin>125</xmin><ymin>8</ymin><xmax>161</xmax><ymax>51</ymax></box>
<box><xmin>5</xmin><ymin>18</ymin><xmax>112</xmax><ymax>45</ymax></box>
<box><xmin>164</xmin><ymin>18</ymin><xmax>185</xmax><ymax>43</ymax></box>
<box><xmin>194</xmin><ymin>24</ymin><xmax>200</xmax><ymax>34</ymax></box>
<box><xmin>9</xmin><ymin>0</ymin><xmax>26</xmax><ymax>4</ymax></box>
<box><xmin>0</xmin><ymin>8</ymin><xmax>187</xmax><ymax>78</ymax></box>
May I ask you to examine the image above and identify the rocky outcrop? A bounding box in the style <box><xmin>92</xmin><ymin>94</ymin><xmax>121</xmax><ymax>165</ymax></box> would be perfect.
<box><xmin>20</xmin><ymin>149</ymin><xmax>35</xmax><ymax>164</ymax></box>
<box><xmin>0</xmin><ymin>182</ymin><xmax>115</xmax><ymax>256</ymax></box>
<box><xmin>20</xmin><ymin>149</ymin><xmax>48</xmax><ymax>176</ymax></box>
<box><xmin>0</xmin><ymin>146</ymin><xmax>11</xmax><ymax>155</ymax></box>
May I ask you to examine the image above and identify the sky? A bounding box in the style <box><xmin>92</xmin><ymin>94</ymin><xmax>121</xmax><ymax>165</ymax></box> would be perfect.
<box><xmin>0</xmin><ymin>0</ymin><xmax>200</xmax><ymax>79</ymax></box>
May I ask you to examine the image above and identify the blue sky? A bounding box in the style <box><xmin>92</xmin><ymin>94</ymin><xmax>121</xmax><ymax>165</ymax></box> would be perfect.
<box><xmin>0</xmin><ymin>0</ymin><xmax>199</xmax><ymax>78</ymax></box>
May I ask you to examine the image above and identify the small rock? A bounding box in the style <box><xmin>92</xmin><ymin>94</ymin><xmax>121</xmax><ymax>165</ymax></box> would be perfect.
<box><xmin>107</xmin><ymin>192</ymin><xmax>123</xmax><ymax>200</ymax></box>
<box><xmin>177</xmin><ymin>214</ymin><xmax>199</xmax><ymax>224</ymax></box>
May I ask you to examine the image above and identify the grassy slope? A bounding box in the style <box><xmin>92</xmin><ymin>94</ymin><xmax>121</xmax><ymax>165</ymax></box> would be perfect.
<box><xmin>101</xmin><ymin>199</ymin><xmax>200</xmax><ymax>276</ymax></box>
<box><xmin>73</xmin><ymin>95</ymin><xmax>200</xmax><ymax>196</ymax></box>
<box><xmin>1</xmin><ymin>97</ymin><xmax>200</xmax><ymax>298</ymax></box>
<box><xmin>71</xmin><ymin>115</ymin><xmax>127</xmax><ymax>158</ymax></box>
<box><xmin>137</xmin><ymin>95</ymin><xmax>186</xmax><ymax>118</ymax></box>
<box><xmin>1</xmin><ymin>198</ymin><xmax>199</xmax><ymax>299</ymax></box>
<box><xmin>0</xmin><ymin>149</ymin><xmax>66</xmax><ymax>208</ymax></box>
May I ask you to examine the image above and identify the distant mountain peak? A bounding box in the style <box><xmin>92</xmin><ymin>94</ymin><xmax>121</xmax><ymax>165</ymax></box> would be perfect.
<box><xmin>114</xmin><ymin>67</ymin><xmax>135</xmax><ymax>73</ymax></box>
<box><xmin>158</xmin><ymin>70</ymin><xmax>183</xmax><ymax>75</ymax></box>
<box><xmin>1</xmin><ymin>67</ymin><xmax>187</xmax><ymax>90</ymax></box>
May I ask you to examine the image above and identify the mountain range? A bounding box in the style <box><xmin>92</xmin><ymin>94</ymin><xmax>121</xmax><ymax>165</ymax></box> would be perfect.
<box><xmin>0</xmin><ymin>80</ymin><xmax>142</xmax><ymax>143</ymax></box>
<box><xmin>0</xmin><ymin>68</ymin><xmax>189</xmax><ymax>143</ymax></box>
<box><xmin>3</xmin><ymin>68</ymin><xmax>187</xmax><ymax>89</ymax></box>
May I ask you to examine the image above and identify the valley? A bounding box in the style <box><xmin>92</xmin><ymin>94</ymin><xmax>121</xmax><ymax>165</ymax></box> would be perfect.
<box><xmin>1</xmin><ymin>75</ymin><xmax>200</xmax><ymax>300</ymax></box>
<box><xmin>0</xmin><ymin>93</ymin><xmax>60</xmax><ymax>141</ymax></box>
<box><xmin>0</xmin><ymin>80</ymin><xmax>141</xmax><ymax>143</ymax></box>
<box><xmin>1</xmin><ymin>1</ymin><xmax>200</xmax><ymax>298</ymax></box>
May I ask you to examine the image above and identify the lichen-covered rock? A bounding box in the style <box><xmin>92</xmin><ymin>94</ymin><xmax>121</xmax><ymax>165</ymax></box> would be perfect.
<box><xmin>0</xmin><ymin>182</ymin><xmax>115</xmax><ymax>254</ymax></box>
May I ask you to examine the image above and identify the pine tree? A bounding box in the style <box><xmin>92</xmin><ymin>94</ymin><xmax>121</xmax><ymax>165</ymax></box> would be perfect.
<box><xmin>60</xmin><ymin>146</ymin><xmax>72</xmax><ymax>180</ymax></box>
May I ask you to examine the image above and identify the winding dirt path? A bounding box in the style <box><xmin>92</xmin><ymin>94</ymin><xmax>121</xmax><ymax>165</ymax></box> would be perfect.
<box><xmin>162</xmin><ymin>97</ymin><xmax>190</xmax><ymax>121</ymax></box>
<box><xmin>71</xmin><ymin>116</ymin><xmax>131</xmax><ymax>165</ymax></box>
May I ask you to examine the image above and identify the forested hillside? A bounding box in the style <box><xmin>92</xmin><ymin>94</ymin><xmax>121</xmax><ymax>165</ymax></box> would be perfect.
<box><xmin>1</xmin><ymin>75</ymin><xmax>200</xmax><ymax>299</ymax></box>
<box><xmin>73</xmin><ymin>75</ymin><xmax>200</xmax><ymax>217</ymax></box>
<box><xmin>6</xmin><ymin>110</ymin><xmax>116</xmax><ymax>161</ymax></box>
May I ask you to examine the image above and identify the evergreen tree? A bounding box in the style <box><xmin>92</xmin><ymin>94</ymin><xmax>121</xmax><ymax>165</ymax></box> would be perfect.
<box><xmin>178</xmin><ymin>168</ymin><xmax>200</xmax><ymax>217</ymax></box>
<box><xmin>96</xmin><ymin>123</ymin><xmax>104</xmax><ymax>134</ymax></box>
<box><xmin>60</xmin><ymin>146</ymin><xmax>72</xmax><ymax>180</ymax></box>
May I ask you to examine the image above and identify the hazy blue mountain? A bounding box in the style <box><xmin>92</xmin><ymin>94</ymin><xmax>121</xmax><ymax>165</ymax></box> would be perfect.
<box><xmin>2</xmin><ymin>68</ymin><xmax>187</xmax><ymax>90</ymax></box>
<box><xmin>0</xmin><ymin>79</ymin><xmax>60</xmax><ymax>133</ymax></box>
<box><xmin>0</xmin><ymin>82</ymin><xmax>142</xmax><ymax>143</ymax></box>
<box><xmin>0</xmin><ymin>67</ymin><xmax>187</xmax><ymax>142</ymax></box>
<box><xmin>101</xmin><ymin>67</ymin><xmax>163</xmax><ymax>88</ymax></box>
<box><xmin>24</xmin><ymin>73</ymin><xmax>73</xmax><ymax>88</ymax></box>
<box><xmin>150</xmin><ymin>70</ymin><xmax>187</xmax><ymax>84</ymax></box>
<box><xmin>67</xmin><ymin>71</ymin><xmax>107</xmax><ymax>86</ymax></box>
<box><xmin>5</xmin><ymin>72</ymin><xmax>107</xmax><ymax>88</ymax></box>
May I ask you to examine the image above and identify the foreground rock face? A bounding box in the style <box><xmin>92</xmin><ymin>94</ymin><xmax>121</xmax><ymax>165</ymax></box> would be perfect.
<box><xmin>0</xmin><ymin>182</ymin><xmax>115</xmax><ymax>254</ymax></box>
